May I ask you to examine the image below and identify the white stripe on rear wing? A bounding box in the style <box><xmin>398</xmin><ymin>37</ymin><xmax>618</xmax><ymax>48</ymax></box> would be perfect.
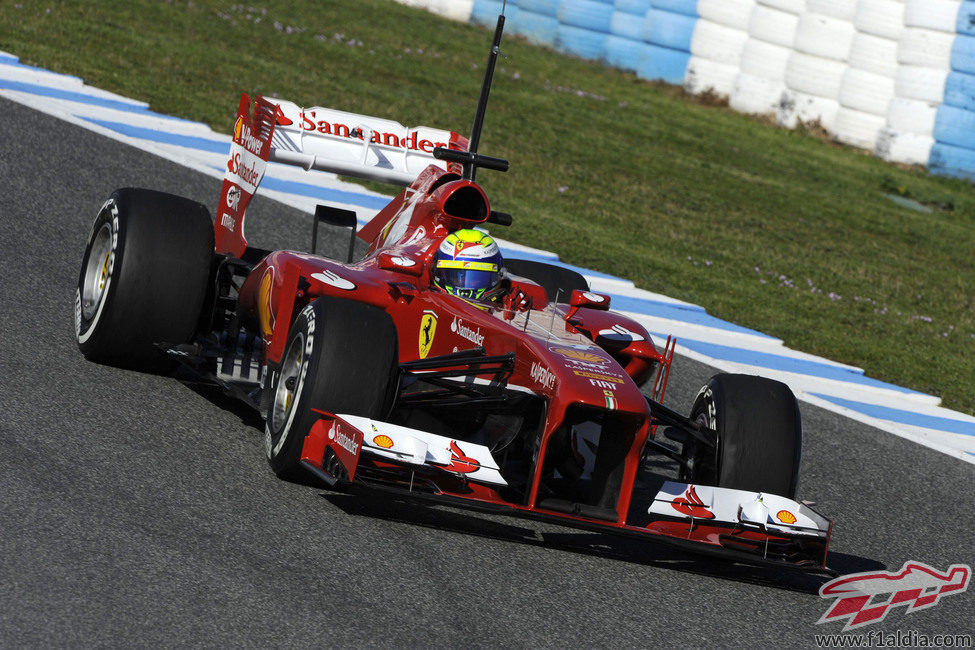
<box><xmin>268</xmin><ymin>99</ymin><xmax>466</xmax><ymax>186</ymax></box>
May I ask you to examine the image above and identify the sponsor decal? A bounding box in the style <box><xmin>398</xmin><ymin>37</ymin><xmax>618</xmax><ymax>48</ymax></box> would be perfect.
<box><xmin>582</xmin><ymin>292</ymin><xmax>606</xmax><ymax>303</ymax></box>
<box><xmin>388</xmin><ymin>256</ymin><xmax>415</xmax><ymax>267</ymax></box>
<box><xmin>551</xmin><ymin>346</ymin><xmax>605</xmax><ymax>364</ymax></box>
<box><xmin>402</xmin><ymin>226</ymin><xmax>426</xmax><ymax>248</ymax></box>
<box><xmin>602</xmin><ymin>389</ymin><xmax>618</xmax><ymax>410</ymax></box>
<box><xmin>530</xmin><ymin>362</ymin><xmax>557</xmax><ymax>390</ymax></box>
<box><xmin>220</xmin><ymin>212</ymin><xmax>236</xmax><ymax>230</ymax></box>
<box><xmin>671</xmin><ymin>485</ymin><xmax>714</xmax><ymax>519</ymax></box>
<box><xmin>589</xmin><ymin>378</ymin><xmax>617</xmax><ymax>390</ymax></box>
<box><xmin>310</xmin><ymin>270</ymin><xmax>356</xmax><ymax>291</ymax></box>
<box><xmin>419</xmin><ymin>310</ymin><xmax>437</xmax><ymax>359</ymax></box>
<box><xmin>450</xmin><ymin>316</ymin><xmax>485</xmax><ymax>347</ymax></box>
<box><xmin>373</xmin><ymin>434</ymin><xmax>394</xmax><ymax>449</ymax></box>
<box><xmin>258</xmin><ymin>268</ymin><xmax>275</xmax><ymax>337</ymax></box>
<box><xmin>227</xmin><ymin>150</ymin><xmax>263</xmax><ymax>191</ymax></box>
<box><xmin>328</xmin><ymin>421</ymin><xmax>359</xmax><ymax>455</ymax></box>
<box><xmin>445</xmin><ymin>440</ymin><xmax>480</xmax><ymax>473</ymax></box>
<box><xmin>598</xmin><ymin>324</ymin><xmax>645</xmax><ymax>342</ymax></box>
<box><xmin>298</xmin><ymin>109</ymin><xmax>448</xmax><ymax>153</ymax></box>
<box><xmin>225</xmin><ymin>184</ymin><xmax>241</xmax><ymax>211</ymax></box>
<box><xmin>572</xmin><ymin>369</ymin><xmax>624</xmax><ymax>384</ymax></box>
<box><xmin>817</xmin><ymin>561</ymin><xmax>971</xmax><ymax>631</ymax></box>
<box><xmin>776</xmin><ymin>510</ymin><xmax>797</xmax><ymax>524</ymax></box>
<box><xmin>233</xmin><ymin>114</ymin><xmax>267</xmax><ymax>156</ymax></box>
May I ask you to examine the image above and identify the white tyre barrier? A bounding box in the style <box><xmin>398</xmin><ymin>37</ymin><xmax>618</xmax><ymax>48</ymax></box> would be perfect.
<box><xmin>929</xmin><ymin>141</ymin><xmax>975</xmax><ymax>178</ymax></box>
<box><xmin>696</xmin><ymin>0</ymin><xmax>756</xmax><ymax>30</ymax></box>
<box><xmin>875</xmin><ymin>129</ymin><xmax>934</xmax><ymax>165</ymax></box>
<box><xmin>748</xmin><ymin>5</ymin><xmax>800</xmax><ymax>47</ymax></box>
<box><xmin>854</xmin><ymin>0</ymin><xmax>906</xmax><ymax>40</ymax></box>
<box><xmin>740</xmin><ymin>39</ymin><xmax>791</xmax><ymax>80</ymax></box>
<box><xmin>510</xmin><ymin>9</ymin><xmax>559</xmax><ymax>44</ymax></box>
<box><xmin>887</xmin><ymin>97</ymin><xmax>939</xmax><ymax>134</ymax></box>
<box><xmin>757</xmin><ymin>0</ymin><xmax>806</xmax><ymax>12</ymax></box>
<box><xmin>610</xmin><ymin>9</ymin><xmax>645</xmax><ymax>39</ymax></box>
<box><xmin>952</xmin><ymin>34</ymin><xmax>975</xmax><ymax>73</ymax></box>
<box><xmin>559</xmin><ymin>0</ymin><xmax>614</xmax><ymax>32</ymax></box>
<box><xmin>806</xmin><ymin>0</ymin><xmax>857</xmax><ymax>21</ymax></box>
<box><xmin>778</xmin><ymin>89</ymin><xmax>841</xmax><ymax>129</ymax></box>
<box><xmin>685</xmin><ymin>56</ymin><xmax>740</xmax><ymax>96</ymax></box>
<box><xmin>604</xmin><ymin>35</ymin><xmax>644</xmax><ymax>71</ymax></box>
<box><xmin>427</xmin><ymin>0</ymin><xmax>474</xmax><ymax>20</ymax></box>
<box><xmin>731</xmin><ymin>72</ymin><xmax>786</xmax><ymax>113</ymax></box>
<box><xmin>794</xmin><ymin>13</ymin><xmax>856</xmax><ymax>61</ymax></box>
<box><xmin>785</xmin><ymin>51</ymin><xmax>846</xmax><ymax>99</ymax></box>
<box><xmin>849</xmin><ymin>32</ymin><xmax>900</xmax><ymax>77</ymax></box>
<box><xmin>933</xmin><ymin>103</ymin><xmax>975</xmax><ymax>149</ymax></box>
<box><xmin>897</xmin><ymin>28</ymin><xmax>956</xmax><ymax>68</ymax></box>
<box><xmin>944</xmin><ymin>70</ymin><xmax>975</xmax><ymax>109</ymax></box>
<box><xmin>833</xmin><ymin>106</ymin><xmax>886</xmax><ymax>147</ymax></box>
<box><xmin>839</xmin><ymin>68</ymin><xmax>895</xmax><ymax>115</ymax></box>
<box><xmin>690</xmin><ymin>19</ymin><xmax>750</xmax><ymax>66</ymax></box>
<box><xmin>904</xmin><ymin>0</ymin><xmax>962</xmax><ymax>33</ymax></box>
<box><xmin>894</xmin><ymin>65</ymin><xmax>950</xmax><ymax>103</ymax></box>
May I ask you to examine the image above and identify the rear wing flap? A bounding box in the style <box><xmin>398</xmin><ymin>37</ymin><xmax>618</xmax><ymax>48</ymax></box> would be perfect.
<box><xmin>215</xmin><ymin>93</ymin><xmax>468</xmax><ymax>257</ymax></box>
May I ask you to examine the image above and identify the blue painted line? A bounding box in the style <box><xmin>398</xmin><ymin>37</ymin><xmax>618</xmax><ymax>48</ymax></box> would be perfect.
<box><xmin>0</xmin><ymin>54</ymin><xmax>19</xmax><ymax>64</ymax></box>
<box><xmin>652</xmin><ymin>332</ymin><xmax>931</xmax><ymax>397</ymax></box>
<box><xmin>82</xmin><ymin>117</ymin><xmax>229</xmax><ymax>153</ymax></box>
<box><xmin>811</xmin><ymin>393</ymin><xmax>975</xmax><ymax>437</ymax></box>
<box><xmin>0</xmin><ymin>77</ymin><xmax>174</xmax><ymax>117</ymax></box>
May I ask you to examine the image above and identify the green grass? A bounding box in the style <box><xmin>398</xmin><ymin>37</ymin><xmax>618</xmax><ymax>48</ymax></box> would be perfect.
<box><xmin>3</xmin><ymin>0</ymin><xmax>973</xmax><ymax>414</ymax></box>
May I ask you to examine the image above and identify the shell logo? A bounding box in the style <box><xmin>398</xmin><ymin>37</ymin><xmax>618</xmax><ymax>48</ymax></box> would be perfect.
<box><xmin>373</xmin><ymin>435</ymin><xmax>394</xmax><ymax>449</ymax></box>
<box><xmin>776</xmin><ymin>510</ymin><xmax>797</xmax><ymax>524</ymax></box>
<box><xmin>258</xmin><ymin>268</ymin><xmax>275</xmax><ymax>337</ymax></box>
<box><xmin>552</xmin><ymin>347</ymin><xmax>604</xmax><ymax>363</ymax></box>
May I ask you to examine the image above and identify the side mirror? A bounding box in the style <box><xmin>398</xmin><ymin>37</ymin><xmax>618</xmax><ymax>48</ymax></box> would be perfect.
<box><xmin>564</xmin><ymin>289</ymin><xmax>610</xmax><ymax>322</ymax></box>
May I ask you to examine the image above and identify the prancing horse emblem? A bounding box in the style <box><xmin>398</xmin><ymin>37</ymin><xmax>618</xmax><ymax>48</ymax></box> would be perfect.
<box><xmin>419</xmin><ymin>311</ymin><xmax>438</xmax><ymax>359</ymax></box>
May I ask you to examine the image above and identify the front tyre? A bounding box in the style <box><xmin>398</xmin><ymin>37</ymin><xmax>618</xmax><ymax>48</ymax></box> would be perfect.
<box><xmin>75</xmin><ymin>188</ymin><xmax>214</xmax><ymax>370</ymax></box>
<box><xmin>265</xmin><ymin>296</ymin><xmax>399</xmax><ymax>480</ymax></box>
<box><xmin>684</xmin><ymin>373</ymin><xmax>802</xmax><ymax>498</ymax></box>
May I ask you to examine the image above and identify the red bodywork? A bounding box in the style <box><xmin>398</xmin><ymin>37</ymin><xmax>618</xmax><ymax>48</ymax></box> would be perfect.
<box><xmin>212</xmin><ymin>94</ymin><xmax>830</xmax><ymax>572</ymax></box>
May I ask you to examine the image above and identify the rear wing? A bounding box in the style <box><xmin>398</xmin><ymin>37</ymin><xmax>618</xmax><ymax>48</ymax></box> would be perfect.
<box><xmin>215</xmin><ymin>93</ymin><xmax>468</xmax><ymax>257</ymax></box>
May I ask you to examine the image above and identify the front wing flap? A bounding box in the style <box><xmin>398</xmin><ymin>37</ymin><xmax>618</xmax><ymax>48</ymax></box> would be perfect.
<box><xmin>299</xmin><ymin>412</ymin><xmax>507</xmax><ymax>487</ymax></box>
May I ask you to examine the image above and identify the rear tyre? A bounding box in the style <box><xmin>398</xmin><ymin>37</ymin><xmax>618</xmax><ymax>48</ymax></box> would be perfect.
<box><xmin>75</xmin><ymin>187</ymin><xmax>214</xmax><ymax>371</ymax></box>
<box><xmin>264</xmin><ymin>296</ymin><xmax>399</xmax><ymax>480</ymax></box>
<box><xmin>684</xmin><ymin>373</ymin><xmax>802</xmax><ymax>498</ymax></box>
<box><xmin>504</xmin><ymin>258</ymin><xmax>589</xmax><ymax>302</ymax></box>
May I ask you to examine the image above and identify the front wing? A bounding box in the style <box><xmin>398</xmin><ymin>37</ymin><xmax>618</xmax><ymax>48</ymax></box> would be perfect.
<box><xmin>299</xmin><ymin>412</ymin><xmax>833</xmax><ymax>573</ymax></box>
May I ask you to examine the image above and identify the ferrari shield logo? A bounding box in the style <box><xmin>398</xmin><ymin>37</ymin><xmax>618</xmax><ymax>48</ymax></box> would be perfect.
<box><xmin>419</xmin><ymin>311</ymin><xmax>437</xmax><ymax>359</ymax></box>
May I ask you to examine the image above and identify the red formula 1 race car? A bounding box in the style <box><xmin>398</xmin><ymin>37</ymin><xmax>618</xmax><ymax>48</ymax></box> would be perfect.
<box><xmin>74</xmin><ymin>14</ymin><xmax>833</xmax><ymax>573</ymax></box>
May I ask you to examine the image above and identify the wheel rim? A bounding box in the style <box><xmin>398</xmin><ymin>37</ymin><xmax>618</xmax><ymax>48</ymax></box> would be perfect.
<box><xmin>270</xmin><ymin>331</ymin><xmax>305</xmax><ymax>440</ymax></box>
<box><xmin>81</xmin><ymin>223</ymin><xmax>113</xmax><ymax>320</ymax></box>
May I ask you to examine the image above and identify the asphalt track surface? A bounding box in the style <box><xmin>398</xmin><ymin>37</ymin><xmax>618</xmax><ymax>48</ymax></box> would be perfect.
<box><xmin>1</xmin><ymin>95</ymin><xmax>972</xmax><ymax>647</ymax></box>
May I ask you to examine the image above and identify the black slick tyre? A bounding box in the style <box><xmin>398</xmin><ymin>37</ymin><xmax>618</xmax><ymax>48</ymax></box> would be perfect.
<box><xmin>75</xmin><ymin>187</ymin><xmax>214</xmax><ymax>371</ymax></box>
<box><xmin>264</xmin><ymin>296</ymin><xmax>399</xmax><ymax>480</ymax></box>
<box><xmin>687</xmin><ymin>373</ymin><xmax>802</xmax><ymax>498</ymax></box>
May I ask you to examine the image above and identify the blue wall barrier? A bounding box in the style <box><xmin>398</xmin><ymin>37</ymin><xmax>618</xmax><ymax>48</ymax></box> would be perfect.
<box><xmin>426</xmin><ymin>0</ymin><xmax>975</xmax><ymax>182</ymax></box>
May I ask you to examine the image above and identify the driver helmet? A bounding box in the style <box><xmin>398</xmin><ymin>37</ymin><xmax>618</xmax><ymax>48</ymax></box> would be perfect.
<box><xmin>433</xmin><ymin>229</ymin><xmax>505</xmax><ymax>301</ymax></box>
